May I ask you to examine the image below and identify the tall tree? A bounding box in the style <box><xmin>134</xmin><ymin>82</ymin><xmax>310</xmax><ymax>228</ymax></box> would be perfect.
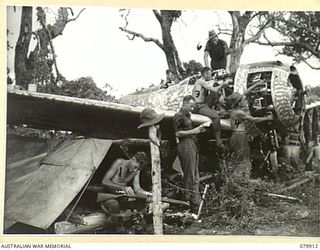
<box><xmin>14</xmin><ymin>6</ymin><xmax>85</xmax><ymax>89</ymax></box>
<box><xmin>214</xmin><ymin>11</ymin><xmax>320</xmax><ymax>72</ymax></box>
<box><xmin>213</xmin><ymin>11</ymin><xmax>277</xmax><ymax>73</ymax></box>
<box><xmin>119</xmin><ymin>10</ymin><xmax>183</xmax><ymax>78</ymax></box>
<box><xmin>254</xmin><ymin>12</ymin><xmax>320</xmax><ymax>69</ymax></box>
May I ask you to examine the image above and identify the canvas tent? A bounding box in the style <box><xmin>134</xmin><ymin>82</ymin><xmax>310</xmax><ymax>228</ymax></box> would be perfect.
<box><xmin>4</xmin><ymin>136</ymin><xmax>113</xmax><ymax>231</ymax></box>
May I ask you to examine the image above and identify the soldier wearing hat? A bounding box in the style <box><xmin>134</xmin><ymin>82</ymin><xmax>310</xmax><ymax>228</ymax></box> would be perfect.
<box><xmin>204</xmin><ymin>30</ymin><xmax>231</xmax><ymax>73</ymax></box>
<box><xmin>225</xmin><ymin>93</ymin><xmax>273</xmax><ymax>174</ymax></box>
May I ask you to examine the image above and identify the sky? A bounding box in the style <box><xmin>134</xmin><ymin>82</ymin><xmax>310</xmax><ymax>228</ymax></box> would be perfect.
<box><xmin>6</xmin><ymin>6</ymin><xmax>320</xmax><ymax>97</ymax></box>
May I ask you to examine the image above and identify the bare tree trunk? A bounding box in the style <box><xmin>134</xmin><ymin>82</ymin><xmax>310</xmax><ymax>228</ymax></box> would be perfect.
<box><xmin>228</xmin><ymin>11</ymin><xmax>250</xmax><ymax>73</ymax></box>
<box><xmin>228</xmin><ymin>11</ymin><xmax>276</xmax><ymax>73</ymax></box>
<box><xmin>120</xmin><ymin>10</ymin><xmax>183</xmax><ymax>79</ymax></box>
<box><xmin>161</xmin><ymin>24</ymin><xmax>180</xmax><ymax>78</ymax></box>
<box><xmin>15</xmin><ymin>7</ymin><xmax>33</xmax><ymax>89</ymax></box>
<box><xmin>14</xmin><ymin>7</ymin><xmax>85</xmax><ymax>88</ymax></box>
<box><xmin>160</xmin><ymin>11</ymin><xmax>182</xmax><ymax>78</ymax></box>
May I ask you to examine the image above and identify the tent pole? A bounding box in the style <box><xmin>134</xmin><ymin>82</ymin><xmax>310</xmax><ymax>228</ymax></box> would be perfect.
<box><xmin>148</xmin><ymin>125</ymin><xmax>163</xmax><ymax>235</ymax></box>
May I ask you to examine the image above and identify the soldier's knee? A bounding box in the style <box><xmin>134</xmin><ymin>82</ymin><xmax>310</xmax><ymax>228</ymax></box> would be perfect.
<box><xmin>103</xmin><ymin>199</ymin><xmax>120</xmax><ymax>213</ymax></box>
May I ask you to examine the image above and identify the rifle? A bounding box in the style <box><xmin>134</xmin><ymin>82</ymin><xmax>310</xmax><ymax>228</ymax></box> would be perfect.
<box><xmin>87</xmin><ymin>184</ymin><xmax>190</xmax><ymax>206</ymax></box>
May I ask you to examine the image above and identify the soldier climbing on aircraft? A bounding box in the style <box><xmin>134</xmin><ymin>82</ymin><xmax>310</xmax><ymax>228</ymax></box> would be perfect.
<box><xmin>192</xmin><ymin>67</ymin><xmax>232</xmax><ymax>152</ymax></box>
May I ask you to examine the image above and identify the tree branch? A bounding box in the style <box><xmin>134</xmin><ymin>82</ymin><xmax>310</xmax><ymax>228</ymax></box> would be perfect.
<box><xmin>245</xmin><ymin>18</ymin><xmax>274</xmax><ymax>44</ymax></box>
<box><xmin>119</xmin><ymin>27</ymin><xmax>164</xmax><ymax>50</ymax></box>
<box><xmin>67</xmin><ymin>8</ymin><xmax>85</xmax><ymax>23</ymax></box>
<box><xmin>302</xmin><ymin>59</ymin><xmax>320</xmax><ymax>70</ymax></box>
<box><xmin>153</xmin><ymin>10</ymin><xmax>162</xmax><ymax>23</ymax></box>
<box><xmin>249</xmin><ymin>11</ymin><xmax>263</xmax><ymax>22</ymax></box>
<box><xmin>212</xmin><ymin>24</ymin><xmax>233</xmax><ymax>36</ymax></box>
<box><xmin>253</xmin><ymin>38</ymin><xmax>320</xmax><ymax>58</ymax></box>
<box><xmin>286</xmin><ymin>19</ymin><xmax>319</xmax><ymax>37</ymax></box>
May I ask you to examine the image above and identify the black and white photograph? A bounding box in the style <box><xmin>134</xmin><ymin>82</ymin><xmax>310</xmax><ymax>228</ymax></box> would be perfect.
<box><xmin>4</xmin><ymin>5</ymin><xmax>320</xmax><ymax>237</ymax></box>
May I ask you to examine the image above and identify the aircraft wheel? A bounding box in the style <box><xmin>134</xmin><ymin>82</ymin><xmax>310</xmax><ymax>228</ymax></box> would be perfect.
<box><xmin>271</xmin><ymin>75</ymin><xmax>300</xmax><ymax>127</ymax></box>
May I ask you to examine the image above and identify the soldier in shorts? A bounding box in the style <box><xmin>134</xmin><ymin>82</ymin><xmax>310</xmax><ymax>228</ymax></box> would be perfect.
<box><xmin>225</xmin><ymin>93</ymin><xmax>273</xmax><ymax>177</ymax></box>
<box><xmin>192</xmin><ymin>67</ymin><xmax>231</xmax><ymax>150</ymax></box>
<box><xmin>97</xmin><ymin>152</ymin><xmax>152</xmax><ymax>214</ymax></box>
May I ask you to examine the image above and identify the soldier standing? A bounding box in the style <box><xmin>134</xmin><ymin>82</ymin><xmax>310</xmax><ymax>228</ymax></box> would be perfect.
<box><xmin>173</xmin><ymin>95</ymin><xmax>207</xmax><ymax>212</ymax></box>
<box><xmin>204</xmin><ymin>30</ymin><xmax>231</xmax><ymax>73</ymax></box>
<box><xmin>225</xmin><ymin>93</ymin><xmax>273</xmax><ymax>177</ymax></box>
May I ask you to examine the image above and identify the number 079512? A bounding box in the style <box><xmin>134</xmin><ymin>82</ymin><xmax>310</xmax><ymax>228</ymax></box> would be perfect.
<box><xmin>299</xmin><ymin>244</ymin><xmax>319</xmax><ymax>248</ymax></box>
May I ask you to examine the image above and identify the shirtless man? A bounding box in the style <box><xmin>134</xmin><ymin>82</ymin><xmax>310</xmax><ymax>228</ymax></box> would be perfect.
<box><xmin>98</xmin><ymin>152</ymin><xmax>152</xmax><ymax>213</ymax></box>
<box><xmin>306</xmin><ymin>135</ymin><xmax>320</xmax><ymax>173</ymax></box>
<box><xmin>192</xmin><ymin>67</ymin><xmax>231</xmax><ymax>148</ymax></box>
<box><xmin>226</xmin><ymin>93</ymin><xmax>273</xmax><ymax>174</ymax></box>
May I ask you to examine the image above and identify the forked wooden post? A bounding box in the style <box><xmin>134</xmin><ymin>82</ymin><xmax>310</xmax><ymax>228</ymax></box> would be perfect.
<box><xmin>148</xmin><ymin>125</ymin><xmax>163</xmax><ymax>235</ymax></box>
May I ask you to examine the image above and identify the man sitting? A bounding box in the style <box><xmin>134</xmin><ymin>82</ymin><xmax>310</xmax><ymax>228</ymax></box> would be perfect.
<box><xmin>97</xmin><ymin>152</ymin><xmax>152</xmax><ymax>215</ymax></box>
<box><xmin>192</xmin><ymin>67</ymin><xmax>231</xmax><ymax>150</ymax></box>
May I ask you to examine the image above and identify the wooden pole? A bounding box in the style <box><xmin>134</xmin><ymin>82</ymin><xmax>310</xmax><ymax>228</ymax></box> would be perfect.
<box><xmin>148</xmin><ymin>125</ymin><xmax>163</xmax><ymax>235</ymax></box>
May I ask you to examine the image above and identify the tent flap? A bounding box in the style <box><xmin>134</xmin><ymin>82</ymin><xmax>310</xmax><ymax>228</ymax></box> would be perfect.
<box><xmin>5</xmin><ymin>138</ymin><xmax>113</xmax><ymax>229</ymax></box>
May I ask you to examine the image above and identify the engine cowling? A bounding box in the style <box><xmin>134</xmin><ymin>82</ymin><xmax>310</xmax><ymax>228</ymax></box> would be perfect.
<box><xmin>233</xmin><ymin>61</ymin><xmax>304</xmax><ymax>128</ymax></box>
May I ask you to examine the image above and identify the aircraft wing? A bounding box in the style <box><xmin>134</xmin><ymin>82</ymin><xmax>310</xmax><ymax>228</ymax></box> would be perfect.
<box><xmin>306</xmin><ymin>101</ymin><xmax>320</xmax><ymax>110</ymax></box>
<box><xmin>7</xmin><ymin>89</ymin><xmax>231</xmax><ymax>140</ymax></box>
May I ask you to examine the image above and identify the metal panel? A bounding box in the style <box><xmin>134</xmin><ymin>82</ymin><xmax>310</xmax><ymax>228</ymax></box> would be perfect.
<box><xmin>7</xmin><ymin>89</ymin><xmax>229</xmax><ymax>140</ymax></box>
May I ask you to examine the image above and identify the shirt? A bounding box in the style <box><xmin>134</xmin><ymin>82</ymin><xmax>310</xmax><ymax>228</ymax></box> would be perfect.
<box><xmin>173</xmin><ymin>108</ymin><xmax>196</xmax><ymax>140</ymax></box>
<box><xmin>205</xmin><ymin>39</ymin><xmax>230</xmax><ymax>61</ymax></box>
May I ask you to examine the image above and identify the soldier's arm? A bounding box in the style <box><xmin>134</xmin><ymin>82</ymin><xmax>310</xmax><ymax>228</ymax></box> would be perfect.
<box><xmin>225</xmin><ymin>55</ymin><xmax>231</xmax><ymax>73</ymax></box>
<box><xmin>175</xmin><ymin>126</ymin><xmax>205</xmax><ymax>137</ymax></box>
<box><xmin>199</xmin><ymin>79</ymin><xmax>228</xmax><ymax>92</ymax></box>
<box><xmin>222</xmin><ymin>40</ymin><xmax>231</xmax><ymax>73</ymax></box>
<box><xmin>204</xmin><ymin>51</ymin><xmax>210</xmax><ymax>67</ymax></box>
<box><xmin>204</xmin><ymin>42</ymin><xmax>211</xmax><ymax>67</ymax></box>
<box><xmin>236</xmin><ymin>110</ymin><xmax>273</xmax><ymax>123</ymax></box>
<box><xmin>133</xmin><ymin>171</ymin><xmax>152</xmax><ymax>197</ymax></box>
<box><xmin>173</xmin><ymin>114</ymin><xmax>206</xmax><ymax>137</ymax></box>
<box><xmin>244</xmin><ymin>81</ymin><xmax>265</xmax><ymax>96</ymax></box>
